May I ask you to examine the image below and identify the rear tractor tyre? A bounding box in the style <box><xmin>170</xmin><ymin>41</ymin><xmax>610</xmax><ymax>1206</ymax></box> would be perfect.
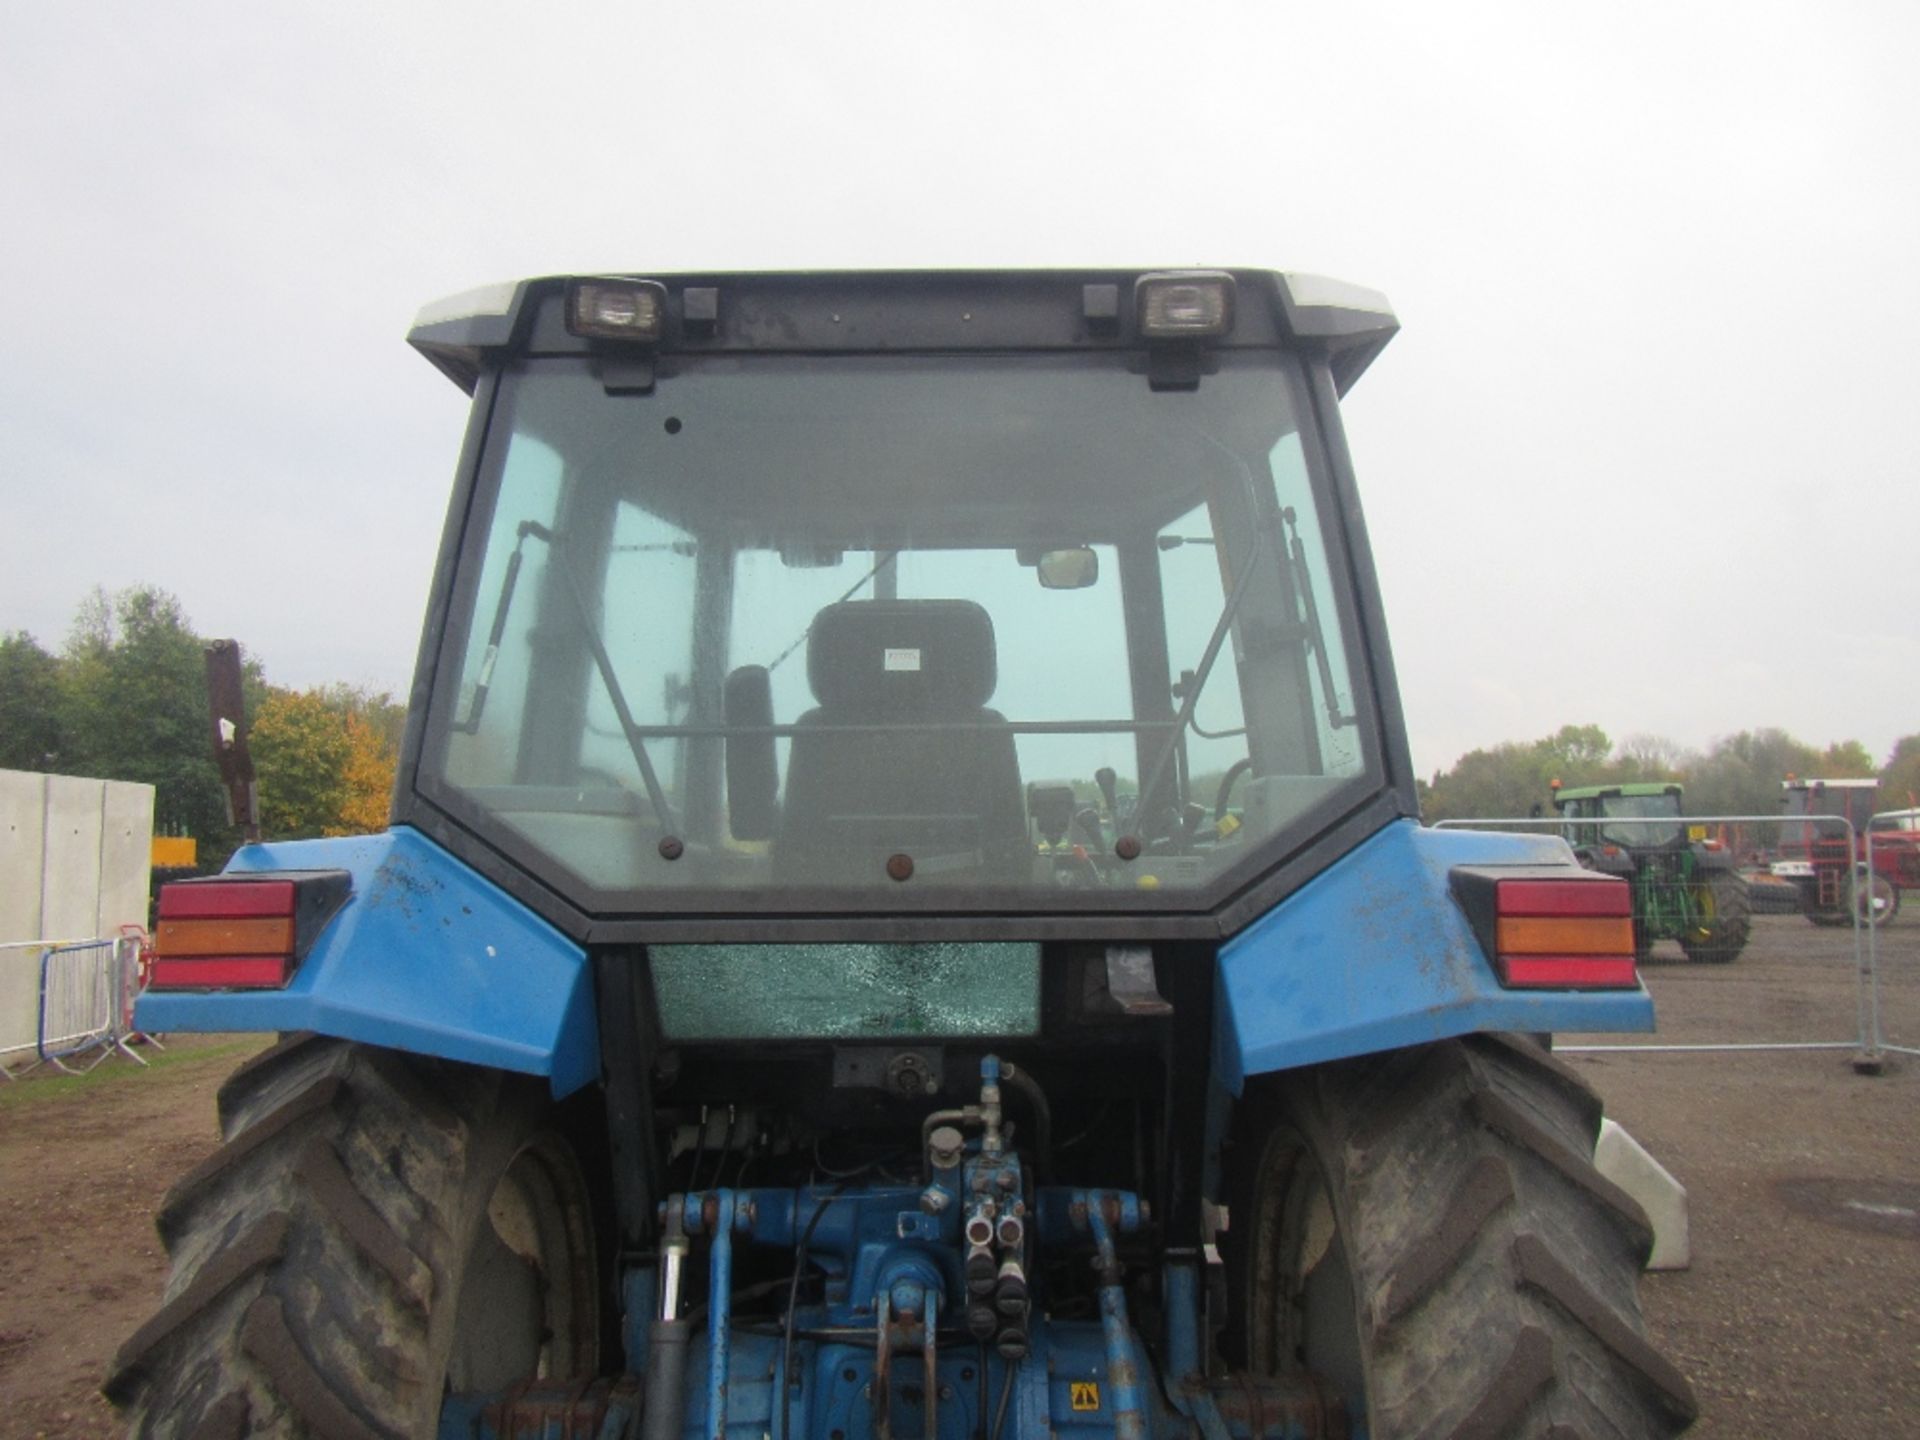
<box><xmin>1853</xmin><ymin>868</ymin><xmax>1899</xmax><ymax>929</ymax></box>
<box><xmin>1679</xmin><ymin>871</ymin><xmax>1751</xmax><ymax>964</ymax></box>
<box><xmin>106</xmin><ymin>1034</ymin><xmax>600</xmax><ymax>1439</ymax></box>
<box><xmin>1226</xmin><ymin>1033</ymin><xmax>1696</xmax><ymax>1439</ymax></box>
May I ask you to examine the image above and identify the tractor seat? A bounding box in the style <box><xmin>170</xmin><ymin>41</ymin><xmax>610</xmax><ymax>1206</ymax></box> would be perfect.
<box><xmin>773</xmin><ymin>599</ymin><xmax>1027</xmax><ymax>886</ymax></box>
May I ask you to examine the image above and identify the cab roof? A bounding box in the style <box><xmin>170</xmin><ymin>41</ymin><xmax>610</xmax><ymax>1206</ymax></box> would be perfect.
<box><xmin>405</xmin><ymin>268</ymin><xmax>1398</xmax><ymax>397</ymax></box>
<box><xmin>1553</xmin><ymin>782</ymin><xmax>1683</xmax><ymax>804</ymax></box>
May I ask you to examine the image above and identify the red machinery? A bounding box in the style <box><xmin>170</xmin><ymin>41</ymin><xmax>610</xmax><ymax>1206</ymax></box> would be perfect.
<box><xmin>1771</xmin><ymin>778</ymin><xmax>1917</xmax><ymax>926</ymax></box>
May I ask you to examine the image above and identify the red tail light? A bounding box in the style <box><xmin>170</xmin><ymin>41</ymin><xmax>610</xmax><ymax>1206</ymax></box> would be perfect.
<box><xmin>149</xmin><ymin>872</ymin><xmax>350</xmax><ymax>991</ymax></box>
<box><xmin>1450</xmin><ymin>866</ymin><xmax>1638</xmax><ymax>991</ymax></box>
<box><xmin>1492</xmin><ymin>877</ymin><xmax>1636</xmax><ymax>989</ymax></box>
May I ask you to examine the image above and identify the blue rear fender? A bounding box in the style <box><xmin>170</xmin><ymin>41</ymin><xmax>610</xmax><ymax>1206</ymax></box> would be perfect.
<box><xmin>134</xmin><ymin>827</ymin><xmax>600</xmax><ymax>1097</ymax></box>
<box><xmin>1214</xmin><ymin>819</ymin><xmax>1655</xmax><ymax>1093</ymax></box>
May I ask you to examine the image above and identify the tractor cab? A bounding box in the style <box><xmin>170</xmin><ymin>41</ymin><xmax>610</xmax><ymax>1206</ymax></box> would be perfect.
<box><xmin>1777</xmin><ymin>777</ymin><xmax>1879</xmax><ymax>859</ymax></box>
<box><xmin>404</xmin><ymin>272</ymin><xmax>1387</xmax><ymax>944</ymax></box>
<box><xmin>1551</xmin><ymin>781</ymin><xmax>1688</xmax><ymax>861</ymax></box>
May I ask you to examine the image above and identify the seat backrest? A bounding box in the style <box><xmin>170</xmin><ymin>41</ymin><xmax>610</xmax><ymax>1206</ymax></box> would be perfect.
<box><xmin>774</xmin><ymin>599</ymin><xmax>1027</xmax><ymax>885</ymax></box>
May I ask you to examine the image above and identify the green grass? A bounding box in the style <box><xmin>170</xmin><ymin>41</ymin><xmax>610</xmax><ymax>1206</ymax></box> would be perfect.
<box><xmin>0</xmin><ymin>1035</ymin><xmax>269</xmax><ymax>1110</ymax></box>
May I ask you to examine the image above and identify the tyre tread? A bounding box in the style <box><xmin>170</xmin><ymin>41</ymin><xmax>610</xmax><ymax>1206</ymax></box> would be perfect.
<box><xmin>1233</xmin><ymin>1034</ymin><xmax>1697</xmax><ymax>1439</ymax></box>
<box><xmin>214</xmin><ymin>1033</ymin><xmax>331</xmax><ymax>1130</ymax></box>
<box><xmin>105</xmin><ymin>1212</ymin><xmax>290</xmax><ymax>1401</ymax></box>
<box><xmin>1511</xmin><ymin>1234</ymin><xmax>1696</xmax><ymax>1421</ymax></box>
<box><xmin>1440</xmin><ymin>1324</ymin><xmax>1553</xmax><ymax>1440</ymax></box>
<box><xmin>291</xmin><ymin>1138</ymin><xmax>435</xmax><ymax>1312</ymax></box>
<box><xmin>240</xmin><ymin>1295</ymin><xmax>401</xmax><ymax>1440</ymax></box>
<box><xmin>111</xmin><ymin>1041</ymin><xmax>586</xmax><ymax>1439</ymax></box>
<box><xmin>158</xmin><ymin>1076</ymin><xmax>346</xmax><ymax>1244</ymax></box>
<box><xmin>184</xmin><ymin>1394</ymin><xmax>251</xmax><ymax>1440</ymax></box>
<box><xmin>1470</xmin><ymin>1087</ymin><xmax>1655</xmax><ymax>1261</ymax></box>
<box><xmin>1372</xmin><ymin>1154</ymin><xmax>1513</xmax><ymax>1327</ymax></box>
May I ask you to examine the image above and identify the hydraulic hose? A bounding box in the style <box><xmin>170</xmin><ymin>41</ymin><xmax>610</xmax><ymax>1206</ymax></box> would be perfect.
<box><xmin>997</xmin><ymin>1065</ymin><xmax>1053</xmax><ymax>1185</ymax></box>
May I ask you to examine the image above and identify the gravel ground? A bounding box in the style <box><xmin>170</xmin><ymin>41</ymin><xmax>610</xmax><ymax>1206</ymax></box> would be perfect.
<box><xmin>0</xmin><ymin>912</ymin><xmax>1913</xmax><ymax>1437</ymax></box>
<box><xmin>1565</xmin><ymin>912</ymin><xmax>1920</xmax><ymax>1437</ymax></box>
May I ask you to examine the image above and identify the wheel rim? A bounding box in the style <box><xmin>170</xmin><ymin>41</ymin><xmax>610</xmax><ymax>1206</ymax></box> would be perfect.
<box><xmin>1854</xmin><ymin>870</ymin><xmax>1896</xmax><ymax>927</ymax></box>
<box><xmin>446</xmin><ymin>1134</ymin><xmax>599</xmax><ymax>1395</ymax></box>
<box><xmin>1689</xmin><ymin>883</ymin><xmax>1717</xmax><ymax>944</ymax></box>
<box><xmin>1247</xmin><ymin>1124</ymin><xmax>1367</xmax><ymax>1413</ymax></box>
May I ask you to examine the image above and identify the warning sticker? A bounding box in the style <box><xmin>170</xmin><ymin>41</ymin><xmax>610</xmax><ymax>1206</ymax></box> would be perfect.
<box><xmin>883</xmin><ymin>647</ymin><xmax>922</xmax><ymax>672</ymax></box>
<box><xmin>1069</xmin><ymin>1382</ymin><xmax>1101</xmax><ymax>1412</ymax></box>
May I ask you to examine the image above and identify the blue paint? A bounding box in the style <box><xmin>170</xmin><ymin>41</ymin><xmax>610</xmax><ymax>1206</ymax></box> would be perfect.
<box><xmin>1036</xmin><ymin>1188</ymin><xmax>1144</xmax><ymax>1246</ymax></box>
<box><xmin>1161</xmin><ymin>1264</ymin><xmax>1200</xmax><ymax>1386</ymax></box>
<box><xmin>134</xmin><ymin>827</ymin><xmax>600</xmax><ymax>1097</ymax></box>
<box><xmin>1084</xmin><ymin>1199</ymin><xmax>1147</xmax><ymax>1440</ymax></box>
<box><xmin>1216</xmin><ymin>819</ymin><xmax>1656</xmax><ymax>1093</ymax></box>
<box><xmin>676</xmin><ymin>1332</ymin><xmax>790</xmax><ymax>1440</ymax></box>
<box><xmin>704</xmin><ymin>1192</ymin><xmax>738</xmax><ymax>1440</ymax></box>
<box><xmin>638</xmin><ymin>1180</ymin><xmax>1175</xmax><ymax>1440</ymax></box>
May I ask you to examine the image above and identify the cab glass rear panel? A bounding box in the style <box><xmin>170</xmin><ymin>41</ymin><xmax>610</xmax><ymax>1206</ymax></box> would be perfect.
<box><xmin>417</xmin><ymin>350</ymin><xmax>1378</xmax><ymax>913</ymax></box>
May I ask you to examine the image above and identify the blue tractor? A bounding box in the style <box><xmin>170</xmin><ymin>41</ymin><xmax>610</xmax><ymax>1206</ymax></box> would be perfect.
<box><xmin>108</xmin><ymin>271</ymin><xmax>1696</xmax><ymax>1440</ymax></box>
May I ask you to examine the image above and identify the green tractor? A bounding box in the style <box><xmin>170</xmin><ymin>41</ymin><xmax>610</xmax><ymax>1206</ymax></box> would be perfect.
<box><xmin>1551</xmin><ymin>781</ymin><xmax>1752</xmax><ymax>963</ymax></box>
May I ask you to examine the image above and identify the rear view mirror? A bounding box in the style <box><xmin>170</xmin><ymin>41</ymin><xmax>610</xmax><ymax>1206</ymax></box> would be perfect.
<box><xmin>779</xmin><ymin>543</ymin><xmax>844</xmax><ymax>568</ymax></box>
<box><xmin>1036</xmin><ymin>547</ymin><xmax>1098</xmax><ymax>590</ymax></box>
<box><xmin>724</xmin><ymin>665</ymin><xmax>779</xmax><ymax>841</ymax></box>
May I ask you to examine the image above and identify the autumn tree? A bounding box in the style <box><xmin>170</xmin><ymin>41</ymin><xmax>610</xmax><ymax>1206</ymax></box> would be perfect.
<box><xmin>250</xmin><ymin>685</ymin><xmax>401</xmax><ymax>839</ymax></box>
<box><xmin>326</xmin><ymin>690</ymin><xmax>400</xmax><ymax>834</ymax></box>
<box><xmin>251</xmin><ymin>689</ymin><xmax>353</xmax><ymax>838</ymax></box>
<box><xmin>322</xmin><ymin>683</ymin><xmax>406</xmax><ymax>757</ymax></box>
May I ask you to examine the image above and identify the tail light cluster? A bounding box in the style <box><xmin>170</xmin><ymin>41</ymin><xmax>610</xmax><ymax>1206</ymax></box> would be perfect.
<box><xmin>150</xmin><ymin>871</ymin><xmax>352</xmax><ymax>991</ymax></box>
<box><xmin>1451</xmin><ymin>867</ymin><xmax>1638</xmax><ymax>990</ymax></box>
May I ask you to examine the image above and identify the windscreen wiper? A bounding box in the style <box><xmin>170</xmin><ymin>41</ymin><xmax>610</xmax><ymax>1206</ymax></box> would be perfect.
<box><xmin>455</xmin><ymin>519</ymin><xmax>677</xmax><ymax>834</ymax></box>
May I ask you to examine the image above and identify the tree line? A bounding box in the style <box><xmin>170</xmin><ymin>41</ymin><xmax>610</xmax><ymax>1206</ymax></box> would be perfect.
<box><xmin>1420</xmin><ymin>722</ymin><xmax>1920</xmax><ymax>824</ymax></box>
<box><xmin>0</xmin><ymin>585</ymin><xmax>404</xmax><ymax>871</ymax></box>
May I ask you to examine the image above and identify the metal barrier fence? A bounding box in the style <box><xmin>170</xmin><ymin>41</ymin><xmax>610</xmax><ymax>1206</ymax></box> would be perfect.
<box><xmin>0</xmin><ymin>933</ymin><xmax>152</xmax><ymax>1078</ymax></box>
<box><xmin>1433</xmin><ymin>812</ymin><xmax>1898</xmax><ymax>1072</ymax></box>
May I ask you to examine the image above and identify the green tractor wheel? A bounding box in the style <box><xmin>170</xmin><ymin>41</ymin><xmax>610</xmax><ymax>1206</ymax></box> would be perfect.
<box><xmin>1679</xmin><ymin>870</ymin><xmax>1752</xmax><ymax>964</ymax></box>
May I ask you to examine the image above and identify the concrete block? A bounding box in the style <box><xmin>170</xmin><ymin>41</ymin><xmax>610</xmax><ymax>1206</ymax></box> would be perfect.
<box><xmin>1596</xmin><ymin>1117</ymin><xmax>1690</xmax><ymax>1271</ymax></box>
<box><xmin>1</xmin><ymin>771</ymin><xmax>50</xmax><ymax>1060</ymax></box>
<box><xmin>0</xmin><ymin>770</ymin><xmax>47</xmax><ymax>945</ymax></box>
<box><xmin>97</xmin><ymin>780</ymin><xmax>155</xmax><ymax>935</ymax></box>
<box><xmin>41</xmin><ymin>775</ymin><xmax>105</xmax><ymax>942</ymax></box>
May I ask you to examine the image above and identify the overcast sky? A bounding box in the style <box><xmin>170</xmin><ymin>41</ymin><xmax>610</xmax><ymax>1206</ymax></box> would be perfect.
<box><xmin>3</xmin><ymin>1</ymin><xmax>1915</xmax><ymax>780</ymax></box>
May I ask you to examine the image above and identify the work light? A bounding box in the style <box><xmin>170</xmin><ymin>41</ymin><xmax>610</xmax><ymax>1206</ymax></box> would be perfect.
<box><xmin>568</xmin><ymin>279</ymin><xmax>668</xmax><ymax>341</ymax></box>
<box><xmin>1136</xmin><ymin>272</ymin><xmax>1235</xmax><ymax>338</ymax></box>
